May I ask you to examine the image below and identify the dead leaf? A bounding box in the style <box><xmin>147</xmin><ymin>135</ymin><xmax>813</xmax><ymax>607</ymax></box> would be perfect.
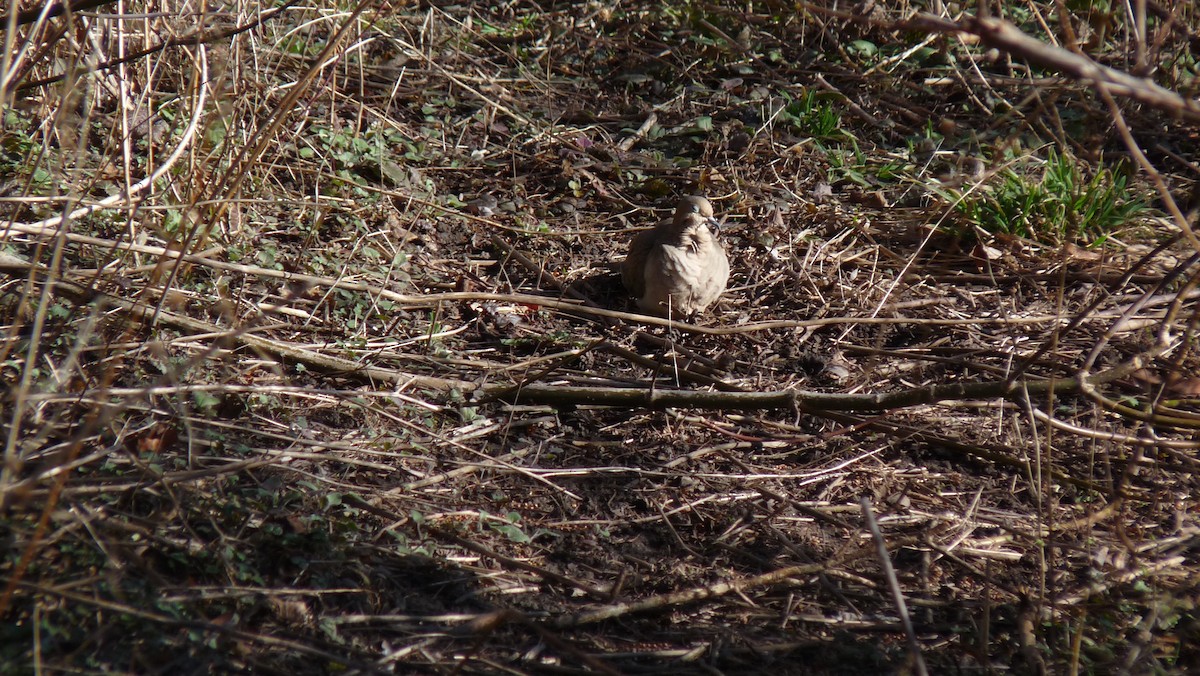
<box><xmin>126</xmin><ymin>423</ymin><xmax>179</xmax><ymax>455</ymax></box>
<box><xmin>1167</xmin><ymin>377</ymin><xmax>1200</xmax><ymax>396</ymax></box>
<box><xmin>971</xmin><ymin>242</ymin><xmax>1003</xmax><ymax>262</ymax></box>
<box><xmin>1063</xmin><ymin>242</ymin><xmax>1102</xmax><ymax>262</ymax></box>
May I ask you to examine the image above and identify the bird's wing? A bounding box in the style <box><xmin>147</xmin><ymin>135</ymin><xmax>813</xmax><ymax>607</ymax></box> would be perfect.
<box><xmin>621</xmin><ymin>228</ymin><xmax>659</xmax><ymax>297</ymax></box>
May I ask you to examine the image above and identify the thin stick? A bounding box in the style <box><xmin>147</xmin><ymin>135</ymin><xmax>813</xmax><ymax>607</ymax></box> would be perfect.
<box><xmin>617</xmin><ymin>112</ymin><xmax>658</xmax><ymax>152</ymax></box>
<box><xmin>552</xmin><ymin>563</ymin><xmax>826</xmax><ymax>628</ymax></box>
<box><xmin>861</xmin><ymin>498</ymin><xmax>928</xmax><ymax>676</ymax></box>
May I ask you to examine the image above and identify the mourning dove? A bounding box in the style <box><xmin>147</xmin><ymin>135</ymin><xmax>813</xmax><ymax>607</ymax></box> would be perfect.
<box><xmin>621</xmin><ymin>196</ymin><xmax>730</xmax><ymax>316</ymax></box>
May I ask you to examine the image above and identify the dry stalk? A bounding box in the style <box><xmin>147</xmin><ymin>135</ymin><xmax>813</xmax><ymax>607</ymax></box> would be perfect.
<box><xmin>861</xmin><ymin>498</ymin><xmax>928</xmax><ymax>676</ymax></box>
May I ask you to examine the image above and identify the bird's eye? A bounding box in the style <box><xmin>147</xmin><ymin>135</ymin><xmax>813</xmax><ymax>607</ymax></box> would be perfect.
<box><xmin>691</xmin><ymin>205</ymin><xmax>700</xmax><ymax>213</ymax></box>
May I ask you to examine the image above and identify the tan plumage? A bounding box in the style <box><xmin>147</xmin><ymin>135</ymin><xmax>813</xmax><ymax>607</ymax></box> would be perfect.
<box><xmin>621</xmin><ymin>196</ymin><xmax>730</xmax><ymax>316</ymax></box>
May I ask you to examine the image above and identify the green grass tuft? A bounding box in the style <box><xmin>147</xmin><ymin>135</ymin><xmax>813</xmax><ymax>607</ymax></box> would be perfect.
<box><xmin>953</xmin><ymin>149</ymin><xmax>1144</xmax><ymax>244</ymax></box>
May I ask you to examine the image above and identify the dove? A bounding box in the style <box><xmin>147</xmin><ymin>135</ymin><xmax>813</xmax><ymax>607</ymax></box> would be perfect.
<box><xmin>621</xmin><ymin>196</ymin><xmax>729</xmax><ymax>317</ymax></box>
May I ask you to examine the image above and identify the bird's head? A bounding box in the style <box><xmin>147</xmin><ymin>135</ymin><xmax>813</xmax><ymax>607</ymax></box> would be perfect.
<box><xmin>673</xmin><ymin>195</ymin><xmax>722</xmax><ymax>235</ymax></box>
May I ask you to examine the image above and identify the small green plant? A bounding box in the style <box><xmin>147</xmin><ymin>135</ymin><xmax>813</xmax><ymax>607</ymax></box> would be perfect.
<box><xmin>778</xmin><ymin>89</ymin><xmax>844</xmax><ymax>140</ymax></box>
<box><xmin>478</xmin><ymin>509</ymin><xmax>532</xmax><ymax>544</ymax></box>
<box><xmin>0</xmin><ymin>110</ymin><xmax>54</xmax><ymax>192</ymax></box>
<box><xmin>827</xmin><ymin>142</ymin><xmax>901</xmax><ymax>188</ymax></box>
<box><xmin>952</xmin><ymin>149</ymin><xmax>1143</xmax><ymax>243</ymax></box>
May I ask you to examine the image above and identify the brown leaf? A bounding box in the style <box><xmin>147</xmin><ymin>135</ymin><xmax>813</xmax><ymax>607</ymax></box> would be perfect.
<box><xmin>1063</xmin><ymin>242</ymin><xmax>1102</xmax><ymax>262</ymax></box>
<box><xmin>130</xmin><ymin>423</ymin><xmax>179</xmax><ymax>455</ymax></box>
<box><xmin>970</xmin><ymin>242</ymin><xmax>1002</xmax><ymax>262</ymax></box>
<box><xmin>1167</xmin><ymin>377</ymin><xmax>1200</xmax><ymax>396</ymax></box>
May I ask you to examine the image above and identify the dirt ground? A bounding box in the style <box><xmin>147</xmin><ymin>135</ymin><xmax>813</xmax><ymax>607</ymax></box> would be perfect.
<box><xmin>3</xmin><ymin>1</ymin><xmax>1200</xmax><ymax>673</ymax></box>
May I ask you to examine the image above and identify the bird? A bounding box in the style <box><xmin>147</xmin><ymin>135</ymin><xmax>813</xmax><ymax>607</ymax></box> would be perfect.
<box><xmin>621</xmin><ymin>196</ymin><xmax>730</xmax><ymax>317</ymax></box>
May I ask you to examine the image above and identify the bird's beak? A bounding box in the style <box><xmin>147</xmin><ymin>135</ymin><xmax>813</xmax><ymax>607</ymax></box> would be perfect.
<box><xmin>706</xmin><ymin>216</ymin><xmax>723</xmax><ymax>234</ymax></box>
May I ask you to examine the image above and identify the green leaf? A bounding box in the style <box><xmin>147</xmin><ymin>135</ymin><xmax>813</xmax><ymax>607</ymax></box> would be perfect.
<box><xmin>850</xmin><ymin>40</ymin><xmax>877</xmax><ymax>57</ymax></box>
<box><xmin>493</xmin><ymin>524</ymin><xmax>532</xmax><ymax>543</ymax></box>
<box><xmin>192</xmin><ymin>390</ymin><xmax>220</xmax><ymax>414</ymax></box>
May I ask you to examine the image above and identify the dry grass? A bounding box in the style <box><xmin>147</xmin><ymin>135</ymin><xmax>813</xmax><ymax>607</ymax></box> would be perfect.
<box><xmin>3</xmin><ymin>0</ymin><xmax>1200</xmax><ymax>673</ymax></box>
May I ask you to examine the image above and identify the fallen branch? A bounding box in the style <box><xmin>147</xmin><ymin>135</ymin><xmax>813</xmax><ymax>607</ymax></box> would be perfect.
<box><xmin>492</xmin><ymin>346</ymin><xmax>1162</xmax><ymax>412</ymax></box>
<box><xmin>1</xmin><ymin>253</ymin><xmax>1174</xmax><ymax>421</ymax></box>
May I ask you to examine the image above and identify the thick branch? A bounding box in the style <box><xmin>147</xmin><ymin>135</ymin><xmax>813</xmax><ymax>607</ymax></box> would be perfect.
<box><xmin>489</xmin><ymin>358</ymin><xmax>1149</xmax><ymax>411</ymax></box>
<box><xmin>2</xmin><ymin>0</ymin><xmax>116</xmax><ymax>27</ymax></box>
<box><xmin>905</xmin><ymin>13</ymin><xmax>1200</xmax><ymax>121</ymax></box>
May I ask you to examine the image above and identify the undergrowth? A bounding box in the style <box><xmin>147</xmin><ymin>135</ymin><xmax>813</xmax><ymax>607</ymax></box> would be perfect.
<box><xmin>1</xmin><ymin>0</ymin><xmax>1198</xmax><ymax>673</ymax></box>
<box><xmin>951</xmin><ymin>148</ymin><xmax>1144</xmax><ymax>243</ymax></box>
